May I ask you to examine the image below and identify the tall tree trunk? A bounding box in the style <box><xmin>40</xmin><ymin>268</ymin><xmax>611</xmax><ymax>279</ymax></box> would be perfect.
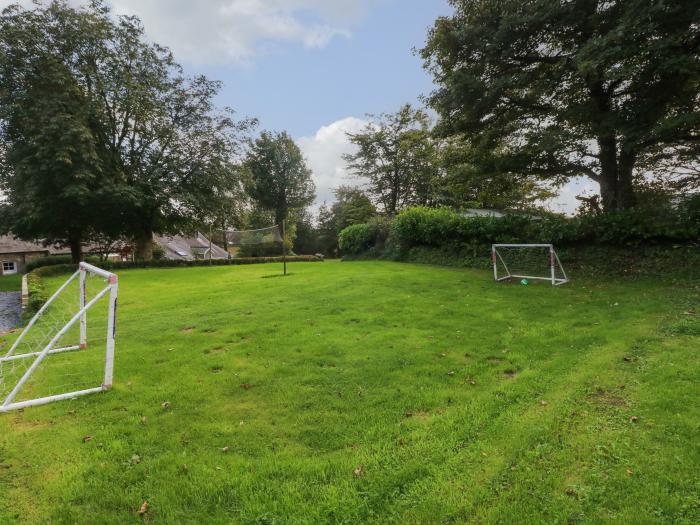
<box><xmin>134</xmin><ymin>228</ymin><xmax>154</xmax><ymax>261</ymax></box>
<box><xmin>597</xmin><ymin>130</ymin><xmax>639</xmax><ymax>211</ymax></box>
<box><xmin>68</xmin><ymin>235</ymin><xmax>82</xmax><ymax>264</ymax></box>
<box><xmin>617</xmin><ymin>149</ymin><xmax>637</xmax><ymax>209</ymax></box>
<box><xmin>598</xmin><ymin>136</ymin><xmax>619</xmax><ymax>211</ymax></box>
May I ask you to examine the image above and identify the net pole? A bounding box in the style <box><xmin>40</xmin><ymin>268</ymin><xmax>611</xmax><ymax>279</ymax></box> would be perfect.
<box><xmin>103</xmin><ymin>276</ymin><xmax>118</xmax><ymax>389</ymax></box>
<box><xmin>79</xmin><ymin>267</ymin><xmax>87</xmax><ymax>349</ymax></box>
<box><xmin>491</xmin><ymin>245</ymin><xmax>497</xmax><ymax>281</ymax></box>
<box><xmin>550</xmin><ymin>245</ymin><xmax>555</xmax><ymax>286</ymax></box>
<box><xmin>282</xmin><ymin>220</ymin><xmax>287</xmax><ymax>276</ymax></box>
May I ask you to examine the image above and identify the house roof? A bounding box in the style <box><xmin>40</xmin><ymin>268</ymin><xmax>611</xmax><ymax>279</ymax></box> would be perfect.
<box><xmin>154</xmin><ymin>232</ymin><xmax>229</xmax><ymax>261</ymax></box>
<box><xmin>0</xmin><ymin>235</ymin><xmax>49</xmax><ymax>255</ymax></box>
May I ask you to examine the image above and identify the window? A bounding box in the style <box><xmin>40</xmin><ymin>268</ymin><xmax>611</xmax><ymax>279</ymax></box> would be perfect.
<box><xmin>2</xmin><ymin>261</ymin><xmax>17</xmax><ymax>274</ymax></box>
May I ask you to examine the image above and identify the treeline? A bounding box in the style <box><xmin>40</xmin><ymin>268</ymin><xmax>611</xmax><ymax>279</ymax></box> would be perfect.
<box><xmin>0</xmin><ymin>2</ymin><xmax>315</xmax><ymax>262</ymax></box>
<box><xmin>298</xmin><ymin>0</ymin><xmax>698</xmax><ymax>256</ymax></box>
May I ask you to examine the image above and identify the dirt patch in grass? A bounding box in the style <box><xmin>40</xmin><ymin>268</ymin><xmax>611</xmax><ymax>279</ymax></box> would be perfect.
<box><xmin>502</xmin><ymin>368</ymin><xmax>519</xmax><ymax>379</ymax></box>
<box><xmin>180</xmin><ymin>326</ymin><xmax>195</xmax><ymax>333</ymax></box>
<box><xmin>591</xmin><ymin>387</ymin><xmax>627</xmax><ymax>407</ymax></box>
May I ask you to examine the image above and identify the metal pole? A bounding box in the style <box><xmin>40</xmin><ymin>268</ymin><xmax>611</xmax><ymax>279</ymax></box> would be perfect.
<box><xmin>550</xmin><ymin>245</ymin><xmax>556</xmax><ymax>286</ymax></box>
<box><xmin>491</xmin><ymin>245</ymin><xmax>497</xmax><ymax>281</ymax></box>
<box><xmin>282</xmin><ymin>219</ymin><xmax>287</xmax><ymax>276</ymax></box>
<box><xmin>79</xmin><ymin>267</ymin><xmax>87</xmax><ymax>349</ymax></box>
<box><xmin>103</xmin><ymin>276</ymin><xmax>118</xmax><ymax>389</ymax></box>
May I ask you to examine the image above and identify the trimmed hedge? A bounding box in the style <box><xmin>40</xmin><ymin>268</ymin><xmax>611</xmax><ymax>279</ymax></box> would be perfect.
<box><xmin>391</xmin><ymin>206</ymin><xmax>699</xmax><ymax>250</ymax></box>
<box><xmin>338</xmin><ymin>205</ymin><xmax>699</xmax><ymax>277</ymax></box>
<box><xmin>24</xmin><ymin>271</ymin><xmax>48</xmax><ymax>316</ymax></box>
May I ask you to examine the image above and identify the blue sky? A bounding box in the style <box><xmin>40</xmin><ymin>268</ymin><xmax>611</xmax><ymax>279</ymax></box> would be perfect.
<box><xmin>193</xmin><ymin>1</ymin><xmax>453</xmax><ymax>137</ymax></box>
<box><xmin>2</xmin><ymin>0</ymin><xmax>591</xmax><ymax>212</ymax></box>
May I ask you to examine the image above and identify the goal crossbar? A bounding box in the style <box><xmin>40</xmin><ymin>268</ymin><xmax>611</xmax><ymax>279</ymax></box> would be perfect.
<box><xmin>0</xmin><ymin>262</ymin><xmax>118</xmax><ymax>413</ymax></box>
<box><xmin>492</xmin><ymin>244</ymin><xmax>569</xmax><ymax>286</ymax></box>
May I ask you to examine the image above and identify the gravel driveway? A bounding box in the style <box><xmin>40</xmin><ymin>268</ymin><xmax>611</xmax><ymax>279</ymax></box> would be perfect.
<box><xmin>0</xmin><ymin>292</ymin><xmax>21</xmax><ymax>333</ymax></box>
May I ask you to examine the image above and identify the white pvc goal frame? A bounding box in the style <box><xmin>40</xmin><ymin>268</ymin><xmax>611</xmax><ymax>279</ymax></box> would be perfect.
<box><xmin>492</xmin><ymin>244</ymin><xmax>569</xmax><ymax>286</ymax></box>
<box><xmin>0</xmin><ymin>262</ymin><xmax>118</xmax><ymax>412</ymax></box>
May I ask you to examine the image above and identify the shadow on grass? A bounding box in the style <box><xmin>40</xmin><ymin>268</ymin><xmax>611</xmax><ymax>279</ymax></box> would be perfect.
<box><xmin>261</xmin><ymin>273</ymin><xmax>293</xmax><ymax>279</ymax></box>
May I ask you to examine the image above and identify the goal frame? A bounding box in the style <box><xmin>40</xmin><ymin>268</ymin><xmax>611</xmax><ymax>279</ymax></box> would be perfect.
<box><xmin>0</xmin><ymin>262</ymin><xmax>118</xmax><ymax>413</ymax></box>
<box><xmin>492</xmin><ymin>244</ymin><xmax>569</xmax><ymax>286</ymax></box>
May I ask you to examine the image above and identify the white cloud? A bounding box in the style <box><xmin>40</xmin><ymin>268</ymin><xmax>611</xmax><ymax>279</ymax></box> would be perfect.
<box><xmin>296</xmin><ymin>117</ymin><xmax>367</xmax><ymax>210</ymax></box>
<box><xmin>546</xmin><ymin>177</ymin><xmax>598</xmax><ymax>216</ymax></box>
<box><xmin>0</xmin><ymin>0</ymin><xmax>367</xmax><ymax>65</ymax></box>
<box><xmin>297</xmin><ymin>118</ymin><xmax>601</xmax><ymax>216</ymax></box>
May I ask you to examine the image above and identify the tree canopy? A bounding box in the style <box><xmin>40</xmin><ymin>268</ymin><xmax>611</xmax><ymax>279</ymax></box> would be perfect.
<box><xmin>0</xmin><ymin>0</ymin><xmax>253</xmax><ymax>260</ymax></box>
<box><xmin>244</xmin><ymin>131</ymin><xmax>316</xmax><ymax>226</ymax></box>
<box><xmin>421</xmin><ymin>0</ymin><xmax>700</xmax><ymax>211</ymax></box>
<box><xmin>344</xmin><ymin>104</ymin><xmax>437</xmax><ymax>215</ymax></box>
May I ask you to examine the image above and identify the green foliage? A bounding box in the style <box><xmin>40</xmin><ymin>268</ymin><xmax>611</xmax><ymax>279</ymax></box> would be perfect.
<box><xmin>26</xmin><ymin>255</ymin><xmax>99</xmax><ymax>273</ymax></box>
<box><xmin>24</xmin><ymin>271</ymin><xmax>47</xmax><ymax>316</ymax></box>
<box><xmin>421</xmin><ymin>0</ymin><xmax>700</xmax><ymax>210</ymax></box>
<box><xmin>244</xmin><ymin>131</ymin><xmax>316</xmax><ymax>225</ymax></box>
<box><xmin>1</xmin><ymin>262</ymin><xmax>698</xmax><ymax>522</ymax></box>
<box><xmin>391</xmin><ymin>206</ymin><xmax>699</xmax><ymax>251</ymax></box>
<box><xmin>344</xmin><ymin>104</ymin><xmax>437</xmax><ymax>214</ymax></box>
<box><xmin>0</xmin><ymin>2</ymin><xmax>254</xmax><ymax>261</ymax></box>
<box><xmin>338</xmin><ymin>224</ymin><xmax>374</xmax><ymax>255</ymax></box>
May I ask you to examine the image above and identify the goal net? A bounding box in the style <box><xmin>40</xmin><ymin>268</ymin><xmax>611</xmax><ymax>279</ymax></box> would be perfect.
<box><xmin>492</xmin><ymin>244</ymin><xmax>568</xmax><ymax>286</ymax></box>
<box><xmin>226</xmin><ymin>225</ymin><xmax>284</xmax><ymax>258</ymax></box>
<box><xmin>0</xmin><ymin>263</ymin><xmax>118</xmax><ymax>412</ymax></box>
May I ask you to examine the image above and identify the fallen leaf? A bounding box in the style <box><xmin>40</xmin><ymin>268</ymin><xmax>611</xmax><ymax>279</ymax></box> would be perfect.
<box><xmin>240</xmin><ymin>383</ymin><xmax>252</xmax><ymax>390</ymax></box>
<box><xmin>82</xmin><ymin>435</ymin><xmax>93</xmax><ymax>443</ymax></box>
<box><xmin>565</xmin><ymin>487</ymin><xmax>577</xmax><ymax>497</ymax></box>
<box><xmin>221</xmin><ymin>446</ymin><xmax>229</xmax><ymax>453</ymax></box>
<box><xmin>540</xmin><ymin>400</ymin><xmax>548</xmax><ymax>406</ymax></box>
<box><xmin>353</xmin><ymin>464</ymin><xmax>364</xmax><ymax>477</ymax></box>
<box><xmin>140</xmin><ymin>416</ymin><xmax>147</xmax><ymax>425</ymax></box>
<box><xmin>130</xmin><ymin>454</ymin><xmax>141</xmax><ymax>465</ymax></box>
<box><xmin>138</xmin><ymin>500</ymin><xmax>149</xmax><ymax>516</ymax></box>
<box><xmin>161</xmin><ymin>401</ymin><xmax>171</xmax><ymax>409</ymax></box>
<box><xmin>629</xmin><ymin>416</ymin><xmax>639</xmax><ymax>423</ymax></box>
<box><xmin>627</xmin><ymin>469</ymin><xmax>634</xmax><ymax>476</ymax></box>
<box><xmin>447</xmin><ymin>371</ymin><xmax>455</xmax><ymax>376</ymax></box>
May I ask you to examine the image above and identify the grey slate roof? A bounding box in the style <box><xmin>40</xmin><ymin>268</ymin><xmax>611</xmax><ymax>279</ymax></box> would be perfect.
<box><xmin>154</xmin><ymin>232</ymin><xmax>229</xmax><ymax>261</ymax></box>
<box><xmin>0</xmin><ymin>235</ymin><xmax>48</xmax><ymax>255</ymax></box>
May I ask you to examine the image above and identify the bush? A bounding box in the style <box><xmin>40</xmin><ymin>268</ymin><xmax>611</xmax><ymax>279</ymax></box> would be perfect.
<box><xmin>24</xmin><ymin>271</ymin><xmax>48</xmax><ymax>316</ymax></box>
<box><xmin>338</xmin><ymin>224</ymin><xmax>375</xmax><ymax>255</ymax></box>
<box><xmin>25</xmin><ymin>255</ymin><xmax>101</xmax><ymax>273</ymax></box>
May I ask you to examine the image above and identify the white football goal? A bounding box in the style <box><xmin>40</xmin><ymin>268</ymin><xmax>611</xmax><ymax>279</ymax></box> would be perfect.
<box><xmin>0</xmin><ymin>262</ymin><xmax>118</xmax><ymax>412</ymax></box>
<box><xmin>492</xmin><ymin>244</ymin><xmax>569</xmax><ymax>286</ymax></box>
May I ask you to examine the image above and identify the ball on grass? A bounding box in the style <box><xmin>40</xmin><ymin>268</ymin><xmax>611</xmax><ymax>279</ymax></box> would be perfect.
<box><xmin>520</xmin><ymin>279</ymin><xmax>529</xmax><ymax>285</ymax></box>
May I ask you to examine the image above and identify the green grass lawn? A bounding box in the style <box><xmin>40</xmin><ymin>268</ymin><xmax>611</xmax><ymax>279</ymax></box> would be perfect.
<box><xmin>0</xmin><ymin>261</ymin><xmax>698</xmax><ymax>524</ymax></box>
<box><xmin>0</xmin><ymin>273</ymin><xmax>21</xmax><ymax>292</ymax></box>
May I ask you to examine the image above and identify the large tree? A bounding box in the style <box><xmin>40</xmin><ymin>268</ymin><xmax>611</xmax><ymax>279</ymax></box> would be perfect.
<box><xmin>421</xmin><ymin>0</ymin><xmax>700</xmax><ymax>211</ymax></box>
<box><xmin>434</xmin><ymin>136</ymin><xmax>556</xmax><ymax>210</ymax></box>
<box><xmin>0</xmin><ymin>1</ymin><xmax>253</xmax><ymax>261</ymax></box>
<box><xmin>344</xmin><ymin>104</ymin><xmax>438</xmax><ymax>215</ymax></box>
<box><xmin>244</xmin><ymin>131</ymin><xmax>316</xmax><ymax>226</ymax></box>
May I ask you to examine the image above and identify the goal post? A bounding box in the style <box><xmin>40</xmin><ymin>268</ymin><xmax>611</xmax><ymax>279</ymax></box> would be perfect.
<box><xmin>0</xmin><ymin>262</ymin><xmax>118</xmax><ymax>413</ymax></box>
<box><xmin>492</xmin><ymin>244</ymin><xmax>569</xmax><ymax>286</ymax></box>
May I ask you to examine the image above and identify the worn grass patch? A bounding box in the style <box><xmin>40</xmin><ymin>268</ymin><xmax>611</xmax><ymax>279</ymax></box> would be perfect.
<box><xmin>0</xmin><ymin>261</ymin><xmax>698</xmax><ymax>524</ymax></box>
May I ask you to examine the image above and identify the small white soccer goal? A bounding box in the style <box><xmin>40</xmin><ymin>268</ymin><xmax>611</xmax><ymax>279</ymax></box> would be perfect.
<box><xmin>492</xmin><ymin>244</ymin><xmax>569</xmax><ymax>286</ymax></box>
<box><xmin>0</xmin><ymin>262</ymin><xmax>118</xmax><ymax>412</ymax></box>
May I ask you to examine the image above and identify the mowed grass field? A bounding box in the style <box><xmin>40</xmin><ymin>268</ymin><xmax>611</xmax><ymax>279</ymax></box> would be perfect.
<box><xmin>0</xmin><ymin>260</ymin><xmax>698</xmax><ymax>524</ymax></box>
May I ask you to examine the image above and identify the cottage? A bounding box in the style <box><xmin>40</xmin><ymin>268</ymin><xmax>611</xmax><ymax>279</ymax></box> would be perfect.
<box><xmin>154</xmin><ymin>232</ymin><xmax>229</xmax><ymax>261</ymax></box>
<box><xmin>0</xmin><ymin>235</ymin><xmax>50</xmax><ymax>275</ymax></box>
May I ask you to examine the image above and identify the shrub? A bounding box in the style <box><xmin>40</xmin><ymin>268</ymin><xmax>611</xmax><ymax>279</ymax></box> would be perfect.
<box><xmin>338</xmin><ymin>224</ymin><xmax>374</xmax><ymax>255</ymax></box>
<box><xmin>24</xmin><ymin>271</ymin><xmax>48</xmax><ymax>316</ymax></box>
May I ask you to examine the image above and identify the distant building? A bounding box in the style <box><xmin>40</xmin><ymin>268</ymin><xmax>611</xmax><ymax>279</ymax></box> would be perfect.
<box><xmin>462</xmin><ymin>208</ymin><xmax>506</xmax><ymax>218</ymax></box>
<box><xmin>0</xmin><ymin>236</ymin><xmax>49</xmax><ymax>275</ymax></box>
<box><xmin>154</xmin><ymin>232</ymin><xmax>229</xmax><ymax>261</ymax></box>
